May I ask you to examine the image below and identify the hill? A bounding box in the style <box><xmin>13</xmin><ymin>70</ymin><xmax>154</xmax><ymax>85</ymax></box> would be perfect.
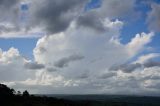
<box><xmin>1</xmin><ymin>84</ymin><xmax>160</xmax><ymax>106</ymax></box>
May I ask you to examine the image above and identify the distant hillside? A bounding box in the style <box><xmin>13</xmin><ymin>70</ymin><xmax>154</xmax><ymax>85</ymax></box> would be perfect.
<box><xmin>1</xmin><ymin>83</ymin><xmax>160</xmax><ymax>106</ymax></box>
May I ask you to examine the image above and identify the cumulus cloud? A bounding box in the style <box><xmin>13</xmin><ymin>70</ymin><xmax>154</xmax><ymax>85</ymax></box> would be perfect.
<box><xmin>2</xmin><ymin>46</ymin><xmax>160</xmax><ymax>95</ymax></box>
<box><xmin>1</xmin><ymin>7</ymin><xmax>151</xmax><ymax>93</ymax></box>
<box><xmin>0</xmin><ymin>48</ymin><xmax>35</xmax><ymax>82</ymax></box>
<box><xmin>28</xmin><ymin>16</ymin><xmax>155</xmax><ymax>94</ymax></box>
<box><xmin>33</xmin><ymin>19</ymin><xmax>127</xmax><ymax>76</ymax></box>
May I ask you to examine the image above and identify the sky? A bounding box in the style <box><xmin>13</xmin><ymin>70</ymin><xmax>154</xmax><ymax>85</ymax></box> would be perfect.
<box><xmin>0</xmin><ymin>0</ymin><xmax>160</xmax><ymax>96</ymax></box>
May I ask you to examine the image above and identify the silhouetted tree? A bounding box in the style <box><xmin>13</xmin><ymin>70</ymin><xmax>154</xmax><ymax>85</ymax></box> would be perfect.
<box><xmin>22</xmin><ymin>90</ymin><xmax>29</xmax><ymax>97</ymax></box>
<box><xmin>0</xmin><ymin>84</ymin><xmax>14</xmax><ymax>97</ymax></box>
<box><xmin>11</xmin><ymin>88</ymin><xmax>16</xmax><ymax>94</ymax></box>
<box><xmin>17</xmin><ymin>91</ymin><xmax>21</xmax><ymax>95</ymax></box>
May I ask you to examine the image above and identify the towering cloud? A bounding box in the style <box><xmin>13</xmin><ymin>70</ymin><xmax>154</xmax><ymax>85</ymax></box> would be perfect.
<box><xmin>0</xmin><ymin>48</ymin><xmax>36</xmax><ymax>82</ymax></box>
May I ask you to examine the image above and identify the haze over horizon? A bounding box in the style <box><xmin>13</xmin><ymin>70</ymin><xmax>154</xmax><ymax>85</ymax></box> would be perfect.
<box><xmin>0</xmin><ymin>0</ymin><xmax>160</xmax><ymax>96</ymax></box>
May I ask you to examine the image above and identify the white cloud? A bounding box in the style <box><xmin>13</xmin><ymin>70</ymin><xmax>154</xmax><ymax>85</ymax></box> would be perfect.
<box><xmin>125</xmin><ymin>32</ymin><xmax>154</xmax><ymax>57</ymax></box>
<box><xmin>0</xmin><ymin>16</ymin><xmax>156</xmax><ymax>94</ymax></box>
<box><xmin>0</xmin><ymin>18</ymin><xmax>156</xmax><ymax>95</ymax></box>
<box><xmin>0</xmin><ymin>48</ymin><xmax>36</xmax><ymax>82</ymax></box>
<box><xmin>22</xmin><ymin>18</ymin><xmax>154</xmax><ymax>94</ymax></box>
<box><xmin>33</xmin><ymin>19</ymin><xmax>127</xmax><ymax>77</ymax></box>
<box><xmin>135</xmin><ymin>53</ymin><xmax>160</xmax><ymax>64</ymax></box>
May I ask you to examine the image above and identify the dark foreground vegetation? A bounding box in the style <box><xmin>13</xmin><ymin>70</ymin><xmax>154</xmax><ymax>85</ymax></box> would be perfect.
<box><xmin>1</xmin><ymin>84</ymin><xmax>160</xmax><ymax>106</ymax></box>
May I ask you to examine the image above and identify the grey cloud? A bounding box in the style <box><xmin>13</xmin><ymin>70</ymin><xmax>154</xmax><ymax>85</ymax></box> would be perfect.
<box><xmin>24</xmin><ymin>62</ymin><xmax>45</xmax><ymax>70</ymax></box>
<box><xmin>46</xmin><ymin>67</ymin><xmax>57</xmax><ymax>72</ymax></box>
<box><xmin>147</xmin><ymin>3</ymin><xmax>160</xmax><ymax>32</ymax></box>
<box><xmin>32</xmin><ymin>0</ymin><xmax>136</xmax><ymax>34</ymax></box>
<box><xmin>38</xmin><ymin>47</ymin><xmax>47</xmax><ymax>53</ymax></box>
<box><xmin>54</xmin><ymin>54</ymin><xmax>84</xmax><ymax>68</ymax></box>
<box><xmin>121</xmin><ymin>63</ymin><xmax>142</xmax><ymax>73</ymax></box>
<box><xmin>110</xmin><ymin>63</ymin><xmax>142</xmax><ymax>73</ymax></box>
<box><xmin>0</xmin><ymin>0</ymin><xmax>20</xmax><ymax>33</ymax></box>
<box><xmin>0</xmin><ymin>24</ymin><xmax>18</xmax><ymax>33</ymax></box>
<box><xmin>143</xmin><ymin>61</ymin><xmax>160</xmax><ymax>68</ymax></box>
<box><xmin>0</xmin><ymin>0</ymin><xmax>88</xmax><ymax>35</ymax></box>
<box><xmin>142</xmin><ymin>75</ymin><xmax>160</xmax><ymax>81</ymax></box>
<box><xmin>76</xmin><ymin>0</ymin><xmax>136</xmax><ymax>32</ymax></box>
<box><xmin>110</xmin><ymin>60</ymin><xmax>160</xmax><ymax>73</ymax></box>
<box><xmin>76</xmin><ymin>12</ymin><xmax>106</xmax><ymax>32</ymax></box>
<box><xmin>0</xmin><ymin>0</ymin><xmax>137</xmax><ymax>35</ymax></box>
<box><xmin>0</xmin><ymin>0</ymin><xmax>18</xmax><ymax>8</ymax></box>
<box><xmin>33</xmin><ymin>0</ymin><xmax>87</xmax><ymax>34</ymax></box>
<box><xmin>144</xmin><ymin>82</ymin><xmax>160</xmax><ymax>90</ymax></box>
<box><xmin>0</xmin><ymin>0</ymin><xmax>87</xmax><ymax>34</ymax></box>
<box><xmin>98</xmin><ymin>72</ymin><xmax>117</xmax><ymax>79</ymax></box>
<box><xmin>100</xmin><ymin>0</ymin><xmax>136</xmax><ymax>18</ymax></box>
<box><xmin>77</xmin><ymin>71</ymin><xmax>89</xmax><ymax>79</ymax></box>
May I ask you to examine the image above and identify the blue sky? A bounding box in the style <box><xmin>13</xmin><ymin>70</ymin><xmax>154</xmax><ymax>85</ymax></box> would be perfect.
<box><xmin>0</xmin><ymin>38</ymin><xmax>38</xmax><ymax>59</ymax></box>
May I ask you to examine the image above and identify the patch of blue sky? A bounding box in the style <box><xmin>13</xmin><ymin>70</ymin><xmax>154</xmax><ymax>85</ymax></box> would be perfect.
<box><xmin>120</xmin><ymin>0</ymin><xmax>154</xmax><ymax>44</ymax></box>
<box><xmin>0</xmin><ymin>38</ymin><xmax>38</xmax><ymax>60</ymax></box>
<box><xmin>85</xmin><ymin>0</ymin><xmax>102</xmax><ymax>11</ymax></box>
<box><xmin>122</xmin><ymin>1</ymin><xmax>160</xmax><ymax>56</ymax></box>
<box><xmin>151</xmin><ymin>0</ymin><xmax>160</xmax><ymax>4</ymax></box>
<box><xmin>119</xmin><ymin>1</ymin><xmax>160</xmax><ymax>63</ymax></box>
<box><xmin>136</xmin><ymin>1</ymin><xmax>151</xmax><ymax>13</ymax></box>
<box><xmin>126</xmin><ymin>33</ymin><xmax>160</xmax><ymax>63</ymax></box>
<box><xmin>129</xmin><ymin>51</ymin><xmax>160</xmax><ymax>64</ymax></box>
<box><xmin>120</xmin><ymin>17</ymin><xmax>148</xmax><ymax>44</ymax></box>
<box><xmin>21</xmin><ymin>3</ymin><xmax>29</xmax><ymax>11</ymax></box>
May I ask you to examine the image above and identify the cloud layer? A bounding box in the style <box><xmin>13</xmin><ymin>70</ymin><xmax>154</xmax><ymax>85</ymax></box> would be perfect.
<box><xmin>0</xmin><ymin>0</ymin><xmax>160</xmax><ymax>95</ymax></box>
<box><xmin>0</xmin><ymin>0</ymin><xmax>137</xmax><ymax>38</ymax></box>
